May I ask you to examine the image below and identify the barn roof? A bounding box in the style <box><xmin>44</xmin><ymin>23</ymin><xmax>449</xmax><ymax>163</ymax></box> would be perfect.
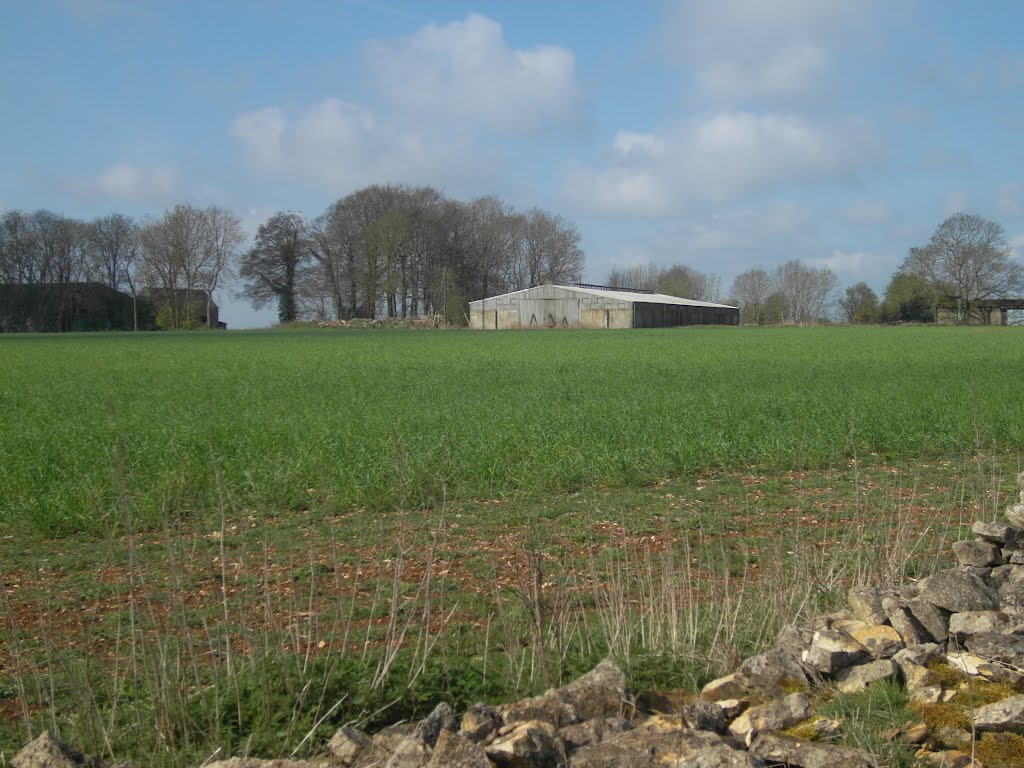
<box><xmin>471</xmin><ymin>283</ymin><xmax>737</xmax><ymax>309</ymax></box>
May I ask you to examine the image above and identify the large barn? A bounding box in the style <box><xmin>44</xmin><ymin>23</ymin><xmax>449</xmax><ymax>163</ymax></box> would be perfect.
<box><xmin>469</xmin><ymin>283</ymin><xmax>739</xmax><ymax>329</ymax></box>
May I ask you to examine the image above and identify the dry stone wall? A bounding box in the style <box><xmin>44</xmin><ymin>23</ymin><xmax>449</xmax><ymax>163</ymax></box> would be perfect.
<box><xmin>15</xmin><ymin>477</ymin><xmax>1024</xmax><ymax>768</ymax></box>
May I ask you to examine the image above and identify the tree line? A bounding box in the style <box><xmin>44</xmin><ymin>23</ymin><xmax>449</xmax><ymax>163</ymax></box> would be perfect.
<box><xmin>0</xmin><ymin>185</ymin><xmax>585</xmax><ymax>328</ymax></box>
<box><xmin>613</xmin><ymin>213</ymin><xmax>1020</xmax><ymax>326</ymax></box>
<box><xmin>243</xmin><ymin>184</ymin><xmax>584</xmax><ymax>324</ymax></box>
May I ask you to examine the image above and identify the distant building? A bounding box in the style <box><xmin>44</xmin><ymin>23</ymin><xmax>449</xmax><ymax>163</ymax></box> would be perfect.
<box><xmin>0</xmin><ymin>282</ymin><xmax>152</xmax><ymax>332</ymax></box>
<box><xmin>469</xmin><ymin>283</ymin><xmax>739</xmax><ymax>329</ymax></box>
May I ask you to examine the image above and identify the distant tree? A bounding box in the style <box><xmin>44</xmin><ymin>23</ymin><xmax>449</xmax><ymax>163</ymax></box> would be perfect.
<box><xmin>881</xmin><ymin>272</ymin><xmax>938</xmax><ymax>323</ymax></box>
<box><xmin>239</xmin><ymin>212</ymin><xmax>312</xmax><ymax>323</ymax></box>
<box><xmin>899</xmin><ymin>213</ymin><xmax>1023</xmax><ymax>323</ymax></box>
<box><xmin>729</xmin><ymin>268</ymin><xmax>774</xmax><ymax>324</ymax></box>
<box><xmin>607</xmin><ymin>262</ymin><xmax>720</xmax><ymax>300</ymax></box>
<box><xmin>772</xmin><ymin>260</ymin><xmax>838</xmax><ymax>324</ymax></box>
<box><xmin>140</xmin><ymin>204</ymin><xmax>243</xmax><ymax>328</ymax></box>
<box><xmin>84</xmin><ymin>213</ymin><xmax>142</xmax><ymax>328</ymax></box>
<box><xmin>840</xmin><ymin>282</ymin><xmax>880</xmax><ymax>324</ymax></box>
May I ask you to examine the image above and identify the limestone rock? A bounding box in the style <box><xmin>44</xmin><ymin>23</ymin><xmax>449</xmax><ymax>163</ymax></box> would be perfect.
<box><xmin>973</xmin><ymin>694</ymin><xmax>1024</xmax><ymax>733</ymax></box>
<box><xmin>919</xmin><ymin>569</ymin><xmax>999</xmax><ymax>613</ymax></box>
<box><xmin>735</xmin><ymin>645</ymin><xmax>807</xmax><ymax>699</ymax></box>
<box><xmin>963</xmin><ymin>631</ymin><xmax>1024</xmax><ymax>666</ymax></box>
<box><xmin>328</xmin><ymin>726</ymin><xmax>371</xmax><ymax>767</ymax></box>
<box><xmin>557</xmin><ymin>717</ymin><xmax>630</xmax><ymax>753</ymax></box>
<box><xmin>893</xmin><ymin>644</ymin><xmax>942</xmax><ymax>689</ymax></box>
<box><xmin>701</xmin><ymin>674</ymin><xmax>746</xmax><ymax>702</ymax></box>
<box><xmin>499</xmin><ymin>691</ymin><xmax>578</xmax><ymax>728</ymax></box>
<box><xmin>728</xmin><ymin>692</ymin><xmax>810</xmax><ymax>739</ymax></box>
<box><xmin>383</xmin><ymin>735</ymin><xmax>432</xmax><ymax>768</ymax></box>
<box><xmin>460</xmin><ymin>703</ymin><xmax>502</xmax><ymax>742</ymax></box>
<box><xmin>424</xmin><ymin>731</ymin><xmax>492</xmax><ymax>768</ymax></box>
<box><xmin>948</xmin><ymin>608</ymin><xmax>1021</xmax><ymax>642</ymax></box>
<box><xmin>556</xmin><ymin>659</ymin><xmax>627</xmax><ymax>721</ymax></box>
<box><xmin>835</xmin><ymin>658</ymin><xmax>898</xmax><ymax>693</ymax></box>
<box><xmin>997</xmin><ymin>566</ymin><xmax>1024</xmax><ymax>607</ymax></box>
<box><xmin>205</xmin><ymin>761</ymin><xmax>315</xmax><ymax>768</ymax></box>
<box><xmin>920</xmin><ymin>749</ymin><xmax>973</xmax><ymax>768</ymax></box>
<box><xmin>848</xmin><ymin>586</ymin><xmax>894</xmax><ymax>626</ymax></box>
<box><xmin>678</xmin><ymin>698</ymin><xmax>727</xmax><ymax>733</ymax></box>
<box><xmin>802</xmin><ymin>629</ymin><xmax>868</xmax><ymax>675</ymax></box>
<box><xmin>12</xmin><ymin>732</ymin><xmax>104</xmax><ymax>768</ymax></box>
<box><xmin>883</xmin><ymin>599</ymin><xmax>927</xmax><ymax>647</ymax></box>
<box><xmin>848</xmin><ymin>623</ymin><xmax>904</xmax><ymax>658</ymax></box>
<box><xmin>415</xmin><ymin>702</ymin><xmax>457</xmax><ymax>748</ymax></box>
<box><xmin>972</xmin><ymin>520</ymin><xmax>1018</xmax><ymax>546</ymax></box>
<box><xmin>570</xmin><ymin>728</ymin><xmax>759</xmax><ymax>768</ymax></box>
<box><xmin>905</xmin><ymin>598</ymin><xmax>950</xmax><ymax>643</ymax></box>
<box><xmin>749</xmin><ymin>732</ymin><xmax>873</xmax><ymax>768</ymax></box>
<box><xmin>715</xmin><ymin>699</ymin><xmax>748</xmax><ymax>720</ymax></box>
<box><xmin>952</xmin><ymin>539</ymin><xmax>1003</xmax><ymax>567</ymax></box>
<box><xmin>486</xmin><ymin>720</ymin><xmax>566</xmax><ymax>768</ymax></box>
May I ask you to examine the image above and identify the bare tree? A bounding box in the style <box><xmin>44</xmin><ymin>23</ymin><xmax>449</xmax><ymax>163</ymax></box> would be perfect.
<box><xmin>772</xmin><ymin>259</ymin><xmax>838</xmax><ymax>324</ymax></box>
<box><xmin>728</xmin><ymin>268</ymin><xmax>774</xmax><ymax>324</ymax></box>
<box><xmin>84</xmin><ymin>213</ymin><xmax>142</xmax><ymax>328</ymax></box>
<box><xmin>239</xmin><ymin>211</ymin><xmax>311</xmax><ymax>324</ymax></box>
<box><xmin>899</xmin><ymin>212</ymin><xmax>1023</xmax><ymax>323</ymax></box>
<box><xmin>140</xmin><ymin>204</ymin><xmax>242</xmax><ymax>328</ymax></box>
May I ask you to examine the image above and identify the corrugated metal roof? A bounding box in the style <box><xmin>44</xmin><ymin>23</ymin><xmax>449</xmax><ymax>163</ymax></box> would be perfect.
<box><xmin>470</xmin><ymin>284</ymin><xmax>736</xmax><ymax>309</ymax></box>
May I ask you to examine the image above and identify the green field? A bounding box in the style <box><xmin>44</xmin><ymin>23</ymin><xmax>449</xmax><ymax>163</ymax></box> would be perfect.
<box><xmin>2</xmin><ymin>325</ymin><xmax>1023</xmax><ymax>765</ymax></box>
<box><xmin>1</xmin><ymin>325</ymin><xmax>1022</xmax><ymax>535</ymax></box>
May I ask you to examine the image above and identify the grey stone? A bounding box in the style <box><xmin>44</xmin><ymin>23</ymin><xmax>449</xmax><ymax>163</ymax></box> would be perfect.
<box><xmin>679</xmin><ymin>698</ymin><xmax>727</xmax><ymax>733</ymax></box>
<box><xmin>952</xmin><ymin>539</ymin><xmax>1003</xmax><ymax>567</ymax></box>
<box><xmin>1006</xmin><ymin>550</ymin><xmax>1024</xmax><ymax>564</ymax></box>
<box><xmin>328</xmin><ymin>726</ymin><xmax>371</xmax><ymax>767</ymax></box>
<box><xmin>948</xmin><ymin>609</ymin><xmax>1019</xmax><ymax>642</ymax></box>
<box><xmin>556</xmin><ymin>659</ymin><xmax>627</xmax><ymax>721</ymax></box>
<box><xmin>749</xmin><ymin>732</ymin><xmax>873</xmax><ymax>768</ymax></box>
<box><xmin>905</xmin><ymin>598</ymin><xmax>950</xmax><ymax>643</ymax></box>
<box><xmin>415</xmin><ymin>702</ymin><xmax>457</xmax><ymax>748</ymax></box>
<box><xmin>735</xmin><ymin>646</ymin><xmax>807</xmax><ymax>699</ymax></box>
<box><xmin>973</xmin><ymin>694</ymin><xmax>1024</xmax><ymax>733</ymax></box>
<box><xmin>919</xmin><ymin>569</ymin><xmax>999</xmax><ymax>613</ymax></box>
<box><xmin>11</xmin><ymin>732</ymin><xmax>104</xmax><ymax>768</ymax></box>
<box><xmin>848</xmin><ymin>623</ymin><xmax>904</xmax><ymax>658</ymax></box>
<box><xmin>835</xmin><ymin>658</ymin><xmax>899</xmax><ymax>693</ymax></box>
<box><xmin>882</xmin><ymin>599</ymin><xmax>927</xmax><ymax>647</ymax></box>
<box><xmin>997</xmin><ymin>566</ymin><xmax>1024</xmax><ymax>607</ymax></box>
<box><xmin>500</xmin><ymin>691</ymin><xmax>578</xmax><ymax>728</ymax></box>
<box><xmin>460</xmin><ymin>703</ymin><xmax>502</xmax><ymax>742</ymax></box>
<box><xmin>557</xmin><ymin>717</ymin><xmax>631</xmax><ymax>753</ymax></box>
<box><xmin>1006</xmin><ymin>503</ymin><xmax>1024</xmax><ymax>528</ymax></box>
<box><xmin>205</xmin><ymin>761</ymin><xmax>315</xmax><ymax>768</ymax></box>
<box><xmin>847</xmin><ymin>586</ymin><xmax>893</xmax><ymax>626</ymax></box>
<box><xmin>802</xmin><ymin>629</ymin><xmax>868</xmax><ymax>675</ymax></box>
<box><xmin>424</xmin><ymin>731</ymin><xmax>492</xmax><ymax>768</ymax></box>
<box><xmin>963</xmin><ymin>631</ymin><xmax>1024</xmax><ymax>666</ymax></box>
<box><xmin>383</xmin><ymin>735</ymin><xmax>432</xmax><ymax>768</ymax></box>
<box><xmin>728</xmin><ymin>692</ymin><xmax>810</xmax><ymax>739</ymax></box>
<box><xmin>570</xmin><ymin>728</ymin><xmax>760</xmax><ymax>768</ymax></box>
<box><xmin>893</xmin><ymin>644</ymin><xmax>943</xmax><ymax>689</ymax></box>
<box><xmin>701</xmin><ymin>674</ymin><xmax>746</xmax><ymax>702</ymax></box>
<box><xmin>972</xmin><ymin>520</ymin><xmax>1017</xmax><ymax>545</ymax></box>
<box><xmin>486</xmin><ymin>720</ymin><xmax>566</xmax><ymax>768</ymax></box>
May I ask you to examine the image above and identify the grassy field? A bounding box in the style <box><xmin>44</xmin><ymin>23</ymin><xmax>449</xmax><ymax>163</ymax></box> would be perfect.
<box><xmin>1</xmin><ymin>325</ymin><xmax>1023</xmax><ymax>536</ymax></box>
<box><xmin>1</xmin><ymin>325</ymin><xmax>1023</xmax><ymax>765</ymax></box>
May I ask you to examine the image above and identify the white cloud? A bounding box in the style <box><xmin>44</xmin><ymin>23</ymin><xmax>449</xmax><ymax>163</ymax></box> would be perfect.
<box><xmin>230</xmin><ymin>98</ymin><xmax>456</xmax><ymax>190</ymax></box>
<box><xmin>815</xmin><ymin>249</ymin><xmax>866</xmax><ymax>273</ymax></box>
<box><xmin>68</xmin><ymin>162</ymin><xmax>178</xmax><ymax>203</ymax></box>
<box><xmin>363</xmin><ymin>13</ymin><xmax>585</xmax><ymax>133</ymax></box>
<box><xmin>564</xmin><ymin>112</ymin><xmax>882</xmax><ymax>215</ymax></box>
<box><xmin>666</xmin><ymin>0</ymin><xmax>876</xmax><ymax>107</ymax></box>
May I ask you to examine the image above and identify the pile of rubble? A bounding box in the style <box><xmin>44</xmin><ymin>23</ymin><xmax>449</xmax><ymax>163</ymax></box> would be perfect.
<box><xmin>14</xmin><ymin>482</ymin><xmax>1024</xmax><ymax>768</ymax></box>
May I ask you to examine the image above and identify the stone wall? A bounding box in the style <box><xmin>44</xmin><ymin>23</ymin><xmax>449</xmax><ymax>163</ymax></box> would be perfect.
<box><xmin>15</xmin><ymin>479</ymin><xmax>1024</xmax><ymax>768</ymax></box>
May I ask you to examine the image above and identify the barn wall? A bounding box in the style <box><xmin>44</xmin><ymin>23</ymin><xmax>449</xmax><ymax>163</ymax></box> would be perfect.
<box><xmin>633</xmin><ymin>303</ymin><xmax>739</xmax><ymax>328</ymax></box>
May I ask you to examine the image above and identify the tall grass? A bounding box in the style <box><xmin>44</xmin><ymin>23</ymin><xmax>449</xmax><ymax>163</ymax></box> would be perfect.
<box><xmin>2</xmin><ymin>326</ymin><xmax>1023</xmax><ymax>536</ymax></box>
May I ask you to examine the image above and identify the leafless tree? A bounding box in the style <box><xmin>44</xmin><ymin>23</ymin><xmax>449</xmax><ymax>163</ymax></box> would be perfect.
<box><xmin>728</xmin><ymin>268</ymin><xmax>774</xmax><ymax>324</ymax></box>
<box><xmin>771</xmin><ymin>259</ymin><xmax>838</xmax><ymax>324</ymax></box>
<box><xmin>84</xmin><ymin>213</ymin><xmax>142</xmax><ymax>328</ymax></box>
<box><xmin>140</xmin><ymin>204</ymin><xmax>243</xmax><ymax>328</ymax></box>
<box><xmin>899</xmin><ymin>212</ymin><xmax>1023</xmax><ymax>323</ymax></box>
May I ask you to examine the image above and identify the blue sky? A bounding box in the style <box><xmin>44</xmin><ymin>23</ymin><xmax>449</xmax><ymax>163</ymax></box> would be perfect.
<box><xmin>2</xmin><ymin>0</ymin><xmax>1023</xmax><ymax>328</ymax></box>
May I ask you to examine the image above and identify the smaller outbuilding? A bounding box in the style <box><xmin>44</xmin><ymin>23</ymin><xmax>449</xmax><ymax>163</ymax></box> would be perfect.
<box><xmin>469</xmin><ymin>283</ymin><xmax>739</xmax><ymax>329</ymax></box>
